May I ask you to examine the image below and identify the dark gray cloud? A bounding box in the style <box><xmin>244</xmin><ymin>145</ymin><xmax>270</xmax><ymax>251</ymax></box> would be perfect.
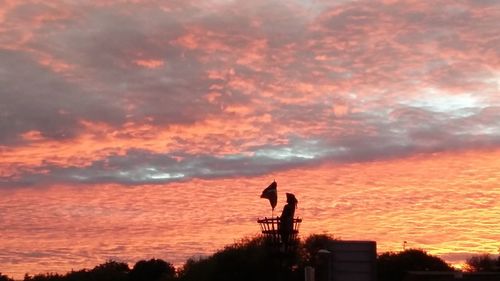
<box><xmin>2</xmin><ymin>105</ymin><xmax>499</xmax><ymax>187</ymax></box>
<box><xmin>0</xmin><ymin>50</ymin><xmax>124</xmax><ymax>144</ymax></box>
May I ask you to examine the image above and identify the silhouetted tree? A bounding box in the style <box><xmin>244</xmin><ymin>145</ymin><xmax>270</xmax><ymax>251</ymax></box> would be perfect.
<box><xmin>23</xmin><ymin>272</ymin><xmax>64</xmax><ymax>281</ymax></box>
<box><xmin>22</xmin><ymin>261</ymin><xmax>130</xmax><ymax>281</ymax></box>
<box><xmin>63</xmin><ymin>269</ymin><xmax>91</xmax><ymax>281</ymax></box>
<box><xmin>130</xmin><ymin>259</ymin><xmax>175</xmax><ymax>281</ymax></box>
<box><xmin>300</xmin><ymin>234</ymin><xmax>337</xmax><ymax>266</ymax></box>
<box><xmin>377</xmin><ymin>249</ymin><xmax>454</xmax><ymax>281</ymax></box>
<box><xmin>178</xmin><ymin>236</ymin><xmax>300</xmax><ymax>281</ymax></box>
<box><xmin>89</xmin><ymin>260</ymin><xmax>130</xmax><ymax>281</ymax></box>
<box><xmin>0</xmin><ymin>273</ymin><xmax>14</xmax><ymax>281</ymax></box>
<box><xmin>13</xmin><ymin>234</ymin><xmax>473</xmax><ymax>281</ymax></box>
<box><xmin>465</xmin><ymin>254</ymin><xmax>500</xmax><ymax>272</ymax></box>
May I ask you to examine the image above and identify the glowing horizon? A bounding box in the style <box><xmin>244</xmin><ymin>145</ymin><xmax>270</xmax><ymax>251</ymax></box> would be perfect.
<box><xmin>1</xmin><ymin>0</ymin><xmax>499</xmax><ymax>279</ymax></box>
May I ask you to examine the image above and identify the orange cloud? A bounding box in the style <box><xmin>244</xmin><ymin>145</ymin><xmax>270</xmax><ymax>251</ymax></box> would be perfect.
<box><xmin>2</xmin><ymin>148</ymin><xmax>500</xmax><ymax>278</ymax></box>
<box><xmin>134</xmin><ymin>59</ymin><xmax>165</xmax><ymax>69</ymax></box>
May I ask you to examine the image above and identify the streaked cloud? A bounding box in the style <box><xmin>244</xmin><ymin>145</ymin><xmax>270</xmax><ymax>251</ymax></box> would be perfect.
<box><xmin>1</xmin><ymin>149</ymin><xmax>500</xmax><ymax>278</ymax></box>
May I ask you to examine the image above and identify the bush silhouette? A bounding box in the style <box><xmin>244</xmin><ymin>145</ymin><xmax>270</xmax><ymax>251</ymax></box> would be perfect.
<box><xmin>377</xmin><ymin>249</ymin><xmax>454</xmax><ymax>281</ymax></box>
<box><xmin>178</xmin><ymin>236</ymin><xmax>300</xmax><ymax>281</ymax></box>
<box><xmin>23</xmin><ymin>272</ymin><xmax>64</xmax><ymax>281</ymax></box>
<box><xmin>22</xmin><ymin>260</ymin><xmax>130</xmax><ymax>281</ymax></box>
<box><xmin>130</xmin><ymin>259</ymin><xmax>175</xmax><ymax>281</ymax></box>
<box><xmin>10</xmin><ymin>234</ymin><xmax>471</xmax><ymax>281</ymax></box>
<box><xmin>300</xmin><ymin>233</ymin><xmax>337</xmax><ymax>266</ymax></box>
<box><xmin>465</xmin><ymin>254</ymin><xmax>500</xmax><ymax>272</ymax></box>
<box><xmin>89</xmin><ymin>260</ymin><xmax>130</xmax><ymax>281</ymax></box>
<box><xmin>0</xmin><ymin>273</ymin><xmax>14</xmax><ymax>281</ymax></box>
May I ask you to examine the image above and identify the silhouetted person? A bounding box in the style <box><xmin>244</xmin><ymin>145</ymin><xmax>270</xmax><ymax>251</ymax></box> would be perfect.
<box><xmin>279</xmin><ymin>193</ymin><xmax>298</xmax><ymax>247</ymax></box>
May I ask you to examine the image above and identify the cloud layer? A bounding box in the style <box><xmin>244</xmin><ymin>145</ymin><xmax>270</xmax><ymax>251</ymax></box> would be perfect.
<box><xmin>1</xmin><ymin>149</ymin><xmax>500</xmax><ymax>278</ymax></box>
<box><xmin>1</xmin><ymin>0</ymin><xmax>500</xmax><ymax>186</ymax></box>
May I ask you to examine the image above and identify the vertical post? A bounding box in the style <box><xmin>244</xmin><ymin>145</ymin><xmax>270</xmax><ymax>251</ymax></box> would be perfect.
<box><xmin>305</xmin><ymin>266</ymin><xmax>315</xmax><ymax>281</ymax></box>
<box><xmin>316</xmin><ymin>249</ymin><xmax>332</xmax><ymax>281</ymax></box>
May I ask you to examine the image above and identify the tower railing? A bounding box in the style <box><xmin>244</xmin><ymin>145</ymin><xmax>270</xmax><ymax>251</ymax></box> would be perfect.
<box><xmin>257</xmin><ymin>216</ymin><xmax>302</xmax><ymax>248</ymax></box>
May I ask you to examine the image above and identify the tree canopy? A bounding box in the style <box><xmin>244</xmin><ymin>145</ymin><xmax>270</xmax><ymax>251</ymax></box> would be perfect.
<box><xmin>0</xmin><ymin>273</ymin><xmax>14</xmax><ymax>281</ymax></box>
<box><xmin>377</xmin><ymin>249</ymin><xmax>454</xmax><ymax>281</ymax></box>
<box><xmin>131</xmin><ymin>259</ymin><xmax>175</xmax><ymax>281</ymax></box>
<box><xmin>0</xmin><ymin>236</ymin><xmax>464</xmax><ymax>281</ymax></box>
<box><xmin>177</xmin><ymin>236</ymin><xmax>296</xmax><ymax>281</ymax></box>
<box><xmin>300</xmin><ymin>233</ymin><xmax>337</xmax><ymax>265</ymax></box>
<box><xmin>465</xmin><ymin>254</ymin><xmax>500</xmax><ymax>272</ymax></box>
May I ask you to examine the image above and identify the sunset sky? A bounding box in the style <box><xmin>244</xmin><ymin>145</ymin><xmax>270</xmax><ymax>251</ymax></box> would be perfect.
<box><xmin>1</xmin><ymin>0</ymin><xmax>500</xmax><ymax>278</ymax></box>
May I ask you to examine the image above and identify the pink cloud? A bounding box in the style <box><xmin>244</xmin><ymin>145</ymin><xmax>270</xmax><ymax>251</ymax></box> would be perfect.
<box><xmin>0</xmin><ymin>0</ymin><xmax>499</xmax><ymax>185</ymax></box>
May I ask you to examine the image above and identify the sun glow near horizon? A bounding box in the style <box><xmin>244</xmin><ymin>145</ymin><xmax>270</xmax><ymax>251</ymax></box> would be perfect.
<box><xmin>2</xmin><ymin>148</ymin><xmax>500</xmax><ymax>278</ymax></box>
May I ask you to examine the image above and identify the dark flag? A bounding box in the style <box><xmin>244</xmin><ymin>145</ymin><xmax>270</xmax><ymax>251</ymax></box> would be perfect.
<box><xmin>260</xmin><ymin>181</ymin><xmax>277</xmax><ymax>210</ymax></box>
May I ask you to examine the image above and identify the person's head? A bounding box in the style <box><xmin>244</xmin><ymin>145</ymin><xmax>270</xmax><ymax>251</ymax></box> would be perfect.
<box><xmin>286</xmin><ymin>193</ymin><xmax>298</xmax><ymax>206</ymax></box>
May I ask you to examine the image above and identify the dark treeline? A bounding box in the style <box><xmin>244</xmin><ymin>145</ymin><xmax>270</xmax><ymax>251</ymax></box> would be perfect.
<box><xmin>464</xmin><ymin>254</ymin><xmax>500</xmax><ymax>272</ymax></box>
<box><xmin>1</xmin><ymin>235</ymin><xmax>497</xmax><ymax>281</ymax></box>
<box><xmin>1</xmin><ymin>258</ymin><xmax>175</xmax><ymax>281</ymax></box>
